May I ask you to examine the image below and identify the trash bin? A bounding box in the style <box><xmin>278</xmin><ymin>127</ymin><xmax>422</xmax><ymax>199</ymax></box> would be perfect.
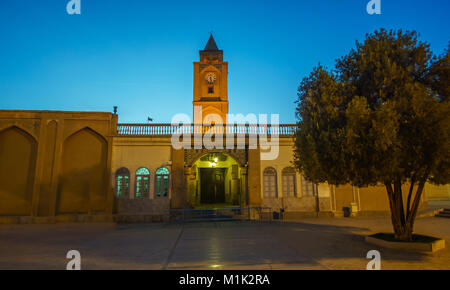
<box><xmin>343</xmin><ymin>207</ymin><xmax>351</xmax><ymax>217</ymax></box>
<box><xmin>273</xmin><ymin>211</ymin><xmax>279</xmax><ymax>220</ymax></box>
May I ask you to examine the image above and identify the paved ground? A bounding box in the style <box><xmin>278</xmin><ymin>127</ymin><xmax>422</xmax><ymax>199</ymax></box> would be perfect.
<box><xmin>0</xmin><ymin>216</ymin><xmax>449</xmax><ymax>270</ymax></box>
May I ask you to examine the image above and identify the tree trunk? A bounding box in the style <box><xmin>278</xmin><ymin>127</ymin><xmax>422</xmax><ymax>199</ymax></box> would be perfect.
<box><xmin>385</xmin><ymin>179</ymin><xmax>426</xmax><ymax>242</ymax></box>
<box><xmin>394</xmin><ymin>222</ymin><xmax>413</xmax><ymax>241</ymax></box>
<box><xmin>385</xmin><ymin>183</ymin><xmax>412</xmax><ymax>241</ymax></box>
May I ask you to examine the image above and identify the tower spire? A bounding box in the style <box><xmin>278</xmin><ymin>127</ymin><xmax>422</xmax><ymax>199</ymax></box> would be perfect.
<box><xmin>204</xmin><ymin>34</ymin><xmax>219</xmax><ymax>51</ymax></box>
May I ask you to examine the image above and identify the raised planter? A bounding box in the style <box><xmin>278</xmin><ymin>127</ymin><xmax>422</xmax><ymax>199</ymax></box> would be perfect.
<box><xmin>365</xmin><ymin>233</ymin><xmax>446</xmax><ymax>253</ymax></box>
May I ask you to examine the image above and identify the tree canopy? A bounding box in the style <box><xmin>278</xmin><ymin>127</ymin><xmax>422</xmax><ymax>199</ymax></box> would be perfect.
<box><xmin>294</xmin><ymin>29</ymin><xmax>449</xmax><ymax>240</ymax></box>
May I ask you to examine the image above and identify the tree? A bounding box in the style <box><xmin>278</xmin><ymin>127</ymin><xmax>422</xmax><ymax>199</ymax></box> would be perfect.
<box><xmin>428</xmin><ymin>43</ymin><xmax>449</xmax><ymax>102</ymax></box>
<box><xmin>294</xmin><ymin>29</ymin><xmax>449</xmax><ymax>241</ymax></box>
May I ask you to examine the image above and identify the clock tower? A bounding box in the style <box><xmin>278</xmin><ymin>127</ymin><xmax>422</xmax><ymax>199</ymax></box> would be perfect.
<box><xmin>193</xmin><ymin>34</ymin><xmax>229</xmax><ymax>124</ymax></box>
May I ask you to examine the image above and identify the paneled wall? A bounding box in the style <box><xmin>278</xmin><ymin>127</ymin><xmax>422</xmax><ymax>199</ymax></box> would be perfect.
<box><xmin>0</xmin><ymin>110</ymin><xmax>116</xmax><ymax>217</ymax></box>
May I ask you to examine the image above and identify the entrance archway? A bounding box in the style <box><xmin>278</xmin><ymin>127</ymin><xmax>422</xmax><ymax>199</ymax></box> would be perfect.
<box><xmin>188</xmin><ymin>152</ymin><xmax>242</xmax><ymax>208</ymax></box>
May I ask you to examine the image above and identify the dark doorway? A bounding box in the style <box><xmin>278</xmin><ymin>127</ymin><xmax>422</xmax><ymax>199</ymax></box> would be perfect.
<box><xmin>200</xmin><ymin>168</ymin><xmax>226</xmax><ymax>204</ymax></box>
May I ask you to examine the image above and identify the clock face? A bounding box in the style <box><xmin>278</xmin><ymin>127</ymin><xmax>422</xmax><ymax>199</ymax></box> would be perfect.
<box><xmin>205</xmin><ymin>73</ymin><xmax>216</xmax><ymax>84</ymax></box>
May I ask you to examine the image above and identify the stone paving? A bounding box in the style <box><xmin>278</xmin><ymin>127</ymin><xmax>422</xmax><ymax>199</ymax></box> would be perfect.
<box><xmin>0</xmin><ymin>216</ymin><xmax>449</xmax><ymax>270</ymax></box>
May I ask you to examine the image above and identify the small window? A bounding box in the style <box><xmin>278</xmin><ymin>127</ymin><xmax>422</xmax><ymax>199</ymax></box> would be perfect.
<box><xmin>301</xmin><ymin>174</ymin><xmax>317</xmax><ymax>196</ymax></box>
<box><xmin>263</xmin><ymin>167</ymin><xmax>277</xmax><ymax>198</ymax></box>
<box><xmin>155</xmin><ymin>167</ymin><xmax>170</xmax><ymax>197</ymax></box>
<box><xmin>208</xmin><ymin>86</ymin><xmax>214</xmax><ymax>94</ymax></box>
<box><xmin>282</xmin><ymin>167</ymin><xmax>297</xmax><ymax>197</ymax></box>
<box><xmin>115</xmin><ymin>167</ymin><xmax>130</xmax><ymax>198</ymax></box>
<box><xmin>135</xmin><ymin>167</ymin><xmax>150</xmax><ymax>198</ymax></box>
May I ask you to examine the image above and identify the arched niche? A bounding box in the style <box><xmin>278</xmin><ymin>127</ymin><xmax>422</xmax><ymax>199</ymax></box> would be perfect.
<box><xmin>57</xmin><ymin>127</ymin><xmax>108</xmax><ymax>214</ymax></box>
<box><xmin>0</xmin><ymin>126</ymin><xmax>37</xmax><ymax>215</ymax></box>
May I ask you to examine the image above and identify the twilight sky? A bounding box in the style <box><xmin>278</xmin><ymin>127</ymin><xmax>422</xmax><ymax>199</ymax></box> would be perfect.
<box><xmin>0</xmin><ymin>0</ymin><xmax>449</xmax><ymax>123</ymax></box>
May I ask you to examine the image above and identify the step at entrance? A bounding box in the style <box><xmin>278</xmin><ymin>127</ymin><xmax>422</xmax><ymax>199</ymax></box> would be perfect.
<box><xmin>436</xmin><ymin>208</ymin><xmax>450</xmax><ymax>218</ymax></box>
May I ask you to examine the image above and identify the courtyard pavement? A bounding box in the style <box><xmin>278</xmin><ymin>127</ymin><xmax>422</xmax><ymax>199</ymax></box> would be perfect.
<box><xmin>0</xmin><ymin>216</ymin><xmax>449</xmax><ymax>270</ymax></box>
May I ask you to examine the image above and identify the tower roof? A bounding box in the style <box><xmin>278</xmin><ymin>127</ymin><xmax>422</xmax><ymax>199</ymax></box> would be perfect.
<box><xmin>204</xmin><ymin>34</ymin><xmax>219</xmax><ymax>51</ymax></box>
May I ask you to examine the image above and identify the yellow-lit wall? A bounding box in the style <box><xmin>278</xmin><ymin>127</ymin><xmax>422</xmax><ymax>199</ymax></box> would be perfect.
<box><xmin>0</xmin><ymin>110</ymin><xmax>115</xmax><ymax>219</ymax></box>
<box><xmin>57</xmin><ymin>127</ymin><xmax>108</xmax><ymax>214</ymax></box>
<box><xmin>0</xmin><ymin>110</ymin><xmax>446</xmax><ymax>222</ymax></box>
<box><xmin>0</xmin><ymin>127</ymin><xmax>37</xmax><ymax>215</ymax></box>
<box><xmin>425</xmin><ymin>184</ymin><xmax>450</xmax><ymax>200</ymax></box>
<box><xmin>111</xmin><ymin>137</ymin><xmax>172</xmax><ymax>199</ymax></box>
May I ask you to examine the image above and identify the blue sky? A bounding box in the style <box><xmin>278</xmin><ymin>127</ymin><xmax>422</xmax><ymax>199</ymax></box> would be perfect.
<box><xmin>0</xmin><ymin>0</ymin><xmax>449</xmax><ymax>123</ymax></box>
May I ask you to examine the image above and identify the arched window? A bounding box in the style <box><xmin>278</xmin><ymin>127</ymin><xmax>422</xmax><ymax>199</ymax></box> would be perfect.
<box><xmin>301</xmin><ymin>174</ymin><xmax>317</xmax><ymax>196</ymax></box>
<box><xmin>135</xmin><ymin>167</ymin><xmax>150</xmax><ymax>199</ymax></box>
<box><xmin>155</xmin><ymin>167</ymin><xmax>170</xmax><ymax>198</ymax></box>
<box><xmin>263</xmin><ymin>167</ymin><xmax>277</xmax><ymax>198</ymax></box>
<box><xmin>115</xmin><ymin>167</ymin><xmax>130</xmax><ymax>198</ymax></box>
<box><xmin>282</xmin><ymin>167</ymin><xmax>297</xmax><ymax>197</ymax></box>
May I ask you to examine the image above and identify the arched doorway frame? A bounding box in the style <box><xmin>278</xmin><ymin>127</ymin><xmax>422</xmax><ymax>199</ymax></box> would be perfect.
<box><xmin>187</xmin><ymin>151</ymin><xmax>246</xmax><ymax>208</ymax></box>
